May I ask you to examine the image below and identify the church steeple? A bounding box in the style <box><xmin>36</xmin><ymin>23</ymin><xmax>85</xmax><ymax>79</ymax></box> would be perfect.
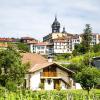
<box><xmin>62</xmin><ymin>27</ymin><xmax>66</xmax><ymax>33</ymax></box>
<box><xmin>51</xmin><ymin>16</ymin><xmax>60</xmax><ymax>33</ymax></box>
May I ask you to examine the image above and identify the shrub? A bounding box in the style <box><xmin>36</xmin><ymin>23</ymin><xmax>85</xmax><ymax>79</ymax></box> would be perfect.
<box><xmin>5</xmin><ymin>81</ymin><xmax>17</xmax><ymax>91</ymax></box>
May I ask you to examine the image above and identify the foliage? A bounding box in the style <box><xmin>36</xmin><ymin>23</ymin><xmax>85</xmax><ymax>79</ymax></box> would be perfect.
<box><xmin>75</xmin><ymin>67</ymin><xmax>100</xmax><ymax>93</ymax></box>
<box><xmin>65</xmin><ymin>63</ymin><xmax>84</xmax><ymax>73</ymax></box>
<box><xmin>5</xmin><ymin>81</ymin><xmax>17</xmax><ymax>92</ymax></box>
<box><xmin>92</xmin><ymin>44</ymin><xmax>100</xmax><ymax>53</ymax></box>
<box><xmin>73</xmin><ymin>24</ymin><xmax>92</xmax><ymax>56</ymax></box>
<box><xmin>81</xmin><ymin>24</ymin><xmax>92</xmax><ymax>53</ymax></box>
<box><xmin>0</xmin><ymin>46</ymin><xmax>28</xmax><ymax>90</ymax></box>
<box><xmin>68</xmin><ymin>55</ymin><xmax>83</xmax><ymax>64</ymax></box>
<box><xmin>0</xmin><ymin>89</ymin><xmax>100</xmax><ymax>100</ymax></box>
<box><xmin>82</xmin><ymin>52</ymin><xmax>93</xmax><ymax>65</ymax></box>
<box><xmin>16</xmin><ymin>43</ymin><xmax>29</xmax><ymax>52</ymax></box>
<box><xmin>54</xmin><ymin>53</ymin><xmax>71</xmax><ymax>61</ymax></box>
<box><xmin>39</xmin><ymin>83</ymin><xmax>44</xmax><ymax>89</ymax></box>
<box><xmin>72</xmin><ymin>43</ymin><xmax>87</xmax><ymax>56</ymax></box>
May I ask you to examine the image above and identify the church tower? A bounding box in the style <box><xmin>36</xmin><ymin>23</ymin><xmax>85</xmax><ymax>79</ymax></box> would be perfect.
<box><xmin>51</xmin><ymin>16</ymin><xmax>60</xmax><ymax>33</ymax></box>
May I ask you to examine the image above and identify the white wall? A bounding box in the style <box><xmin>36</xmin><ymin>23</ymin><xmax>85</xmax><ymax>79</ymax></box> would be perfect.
<box><xmin>30</xmin><ymin>44</ymin><xmax>33</xmax><ymax>53</ymax></box>
<box><xmin>29</xmin><ymin>69</ymin><xmax>42</xmax><ymax>90</ymax></box>
<box><xmin>44</xmin><ymin>79</ymin><xmax>54</xmax><ymax>90</ymax></box>
<box><xmin>75</xmin><ymin>83</ymin><xmax>82</xmax><ymax>89</ymax></box>
<box><xmin>61</xmin><ymin>81</ymin><xmax>67</xmax><ymax>90</ymax></box>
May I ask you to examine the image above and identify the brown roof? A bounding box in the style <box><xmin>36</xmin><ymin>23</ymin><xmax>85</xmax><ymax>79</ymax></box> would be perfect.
<box><xmin>29</xmin><ymin>62</ymin><xmax>54</xmax><ymax>72</ymax></box>
<box><xmin>0</xmin><ymin>38</ymin><xmax>17</xmax><ymax>42</ymax></box>
<box><xmin>53</xmin><ymin>36</ymin><xmax>72</xmax><ymax>43</ymax></box>
<box><xmin>21</xmin><ymin>53</ymin><xmax>48</xmax><ymax>65</ymax></box>
<box><xmin>21</xmin><ymin>53</ymin><xmax>74</xmax><ymax>73</ymax></box>
<box><xmin>21</xmin><ymin>37</ymin><xmax>35</xmax><ymax>40</ymax></box>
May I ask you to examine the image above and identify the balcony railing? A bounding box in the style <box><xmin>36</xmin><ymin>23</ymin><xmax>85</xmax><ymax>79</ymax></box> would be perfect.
<box><xmin>40</xmin><ymin>72</ymin><xmax>57</xmax><ymax>77</ymax></box>
<box><xmin>40</xmin><ymin>72</ymin><xmax>71</xmax><ymax>86</ymax></box>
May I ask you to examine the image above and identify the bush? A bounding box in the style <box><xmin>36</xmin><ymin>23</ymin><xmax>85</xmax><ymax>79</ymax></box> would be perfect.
<box><xmin>5</xmin><ymin>81</ymin><xmax>17</xmax><ymax>91</ymax></box>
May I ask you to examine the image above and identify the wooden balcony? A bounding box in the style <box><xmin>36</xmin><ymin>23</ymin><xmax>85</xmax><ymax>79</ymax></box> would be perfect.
<box><xmin>40</xmin><ymin>72</ymin><xmax>71</xmax><ymax>86</ymax></box>
<box><xmin>40</xmin><ymin>72</ymin><xmax>57</xmax><ymax>77</ymax></box>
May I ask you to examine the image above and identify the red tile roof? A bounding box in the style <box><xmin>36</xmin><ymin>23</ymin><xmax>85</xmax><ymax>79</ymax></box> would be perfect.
<box><xmin>0</xmin><ymin>38</ymin><xmax>16</xmax><ymax>42</ymax></box>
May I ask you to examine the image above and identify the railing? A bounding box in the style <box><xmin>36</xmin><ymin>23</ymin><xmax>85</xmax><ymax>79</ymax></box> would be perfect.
<box><xmin>40</xmin><ymin>72</ymin><xmax>72</xmax><ymax>86</ymax></box>
<box><xmin>40</xmin><ymin>72</ymin><xmax>57</xmax><ymax>77</ymax></box>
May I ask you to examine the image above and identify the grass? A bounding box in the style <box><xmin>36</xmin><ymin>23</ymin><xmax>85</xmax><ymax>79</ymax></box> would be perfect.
<box><xmin>0</xmin><ymin>88</ymin><xmax>100</xmax><ymax>100</ymax></box>
<box><xmin>54</xmin><ymin>52</ymin><xmax>100</xmax><ymax>65</ymax></box>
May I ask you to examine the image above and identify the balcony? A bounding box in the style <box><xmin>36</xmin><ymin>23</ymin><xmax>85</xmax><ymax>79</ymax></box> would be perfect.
<box><xmin>40</xmin><ymin>72</ymin><xmax>62</xmax><ymax>79</ymax></box>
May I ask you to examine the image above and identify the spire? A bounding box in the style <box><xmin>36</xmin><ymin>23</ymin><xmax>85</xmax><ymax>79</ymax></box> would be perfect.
<box><xmin>55</xmin><ymin>14</ymin><xmax>57</xmax><ymax>21</ymax></box>
<box><xmin>51</xmin><ymin>15</ymin><xmax>60</xmax><ymax>33</ymax></box>
<box><xmin>62</xmin><ymin>27</ymin><xmax>66</xmax><ymax>33</ymax></box>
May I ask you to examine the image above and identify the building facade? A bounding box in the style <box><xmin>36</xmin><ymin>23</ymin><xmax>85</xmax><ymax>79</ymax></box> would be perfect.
<box><xmin>21</xmin><ymin>53</ymin><xmax>79</xmax><ymax>90</ymax></box>
<box><xmin>28</xmin><ymin>17</ymin><xmax>100</xmax><ymax>55</ymax></box>
<box><xmin>43</xmin><ymin>17</ymin><xmax>81</xmax><ymax>54</ymax></box>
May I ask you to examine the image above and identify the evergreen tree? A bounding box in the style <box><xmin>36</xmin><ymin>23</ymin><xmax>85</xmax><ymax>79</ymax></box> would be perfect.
<box><xmin>82</xmin><ymin>24</ymin><xmax>92</xmax><ymax>52</ymax></box>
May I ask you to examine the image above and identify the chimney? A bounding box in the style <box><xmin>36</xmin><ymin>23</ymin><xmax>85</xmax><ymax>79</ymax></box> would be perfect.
<box><xmin>48</xmin><ymin>55</ymin><xmax>53</xmax><ymax>62</ymax></box>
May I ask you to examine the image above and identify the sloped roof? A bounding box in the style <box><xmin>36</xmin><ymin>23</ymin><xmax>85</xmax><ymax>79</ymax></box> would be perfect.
<box><xmin>21</xmin><ymin>53</ymin><xmax>47</xmax><ymax>66</ymax></box>
<box><xmin>21</xmin><ymin>53</ymin><xmax>74</xmax><ymax>73</ymax></box>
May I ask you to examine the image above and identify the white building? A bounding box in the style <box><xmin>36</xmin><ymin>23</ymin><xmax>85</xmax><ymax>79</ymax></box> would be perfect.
<box><xmin>21</xmin><ymin>53</ymin><xmax>80</xmax><ymax>90</ymax></box>
<box><xmin>29</xmin><ymin>17</ymin><xmax>100</xmax><ymax>55</ymax></box>
<box><xmin>29</xmin><ymin>42</ymin><xmax>53</xmax><ymax>55</ymax></box>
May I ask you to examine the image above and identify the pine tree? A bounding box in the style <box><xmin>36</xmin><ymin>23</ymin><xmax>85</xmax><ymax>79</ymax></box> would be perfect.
<box><xmin>82</xmin><ymin>24</ymin><xmax>92</xmax><ymax>52</ymax></box>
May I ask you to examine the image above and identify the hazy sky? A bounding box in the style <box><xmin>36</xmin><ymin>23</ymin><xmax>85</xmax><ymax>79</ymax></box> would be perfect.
<box><xmin>0</xmin><ymin>0</ymin><xmax>100</xmax><ymax>40</ymax></box>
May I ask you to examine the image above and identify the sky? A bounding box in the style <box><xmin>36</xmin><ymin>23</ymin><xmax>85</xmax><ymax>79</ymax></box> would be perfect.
<box><xmin>0</xmin><ymin>0</ymin><xmax>100</xmax><ymax>40</ymax></box>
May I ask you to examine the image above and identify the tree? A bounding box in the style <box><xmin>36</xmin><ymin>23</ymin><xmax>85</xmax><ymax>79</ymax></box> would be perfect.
<box><xmin>75</xmin><ymin>67</ymin><xmax>100</xmax><ymax>94</ymax></box>
<box><xmin>66</xmin><ymin>63</ymin><xmax>84</xmax><ymax>73</ymax></box>
<box><xmin>92</xmin><ymin>44</ymin><xmax>100</xmax><ymax>53</ymax></box>
<box><xmin>16</xmin><ymin>43</ymin><xmax>29</xmax><ymax>52</ymax></box>
<box><xmin>81</xmin><ymin>24</ymin><xmax>92</xmax><ymax>53</ymax></box>
<box><xmin>72</xmin><ymin>43</ymin><xmax>86</xmax><ymax>55</ymax></box>
<box><xmin>0</xmin><ymin>46</ymin><xmax>28</xmax><ymax>90</ymax></box>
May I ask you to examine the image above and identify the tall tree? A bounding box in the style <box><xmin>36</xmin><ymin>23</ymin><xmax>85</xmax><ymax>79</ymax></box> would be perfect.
<box><xmin>0</xmin><ymin>46</ymin><xmax>28</xmax><ymax>90</ymax></box>
<box><xmin>82</xmin><ymin>24</ymin><xmax>92</xmax><ymax>52</ymax></box>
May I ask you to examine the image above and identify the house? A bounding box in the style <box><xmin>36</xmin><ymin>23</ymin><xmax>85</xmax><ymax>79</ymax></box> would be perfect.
<box><xmin>30</xmin><ymin>42</ymin><xmax>53</xmax><ymax>55</ymax></box>
<box><xmin>43</xmin><ymin>17</ymin><xmax>100</xmax><ymax>54</ymax></box>
<box><xmin>21</xmin><ymin>53</ymin><xmax>76</xmax><ymax>90</ymax></box>
<box><xmin>53</xmin><ymin>37</ymin><xmax>72</xmax><ymax>53</ymax></box>
<box><xmin>0</xmin><ymin>37</ymin><xmax>19</xmax><ymax>43</ymax></box>
<box><xmin>20</xmin><ymin>37</ymin><xmax>38</xmax><ymax>44</ymax></box>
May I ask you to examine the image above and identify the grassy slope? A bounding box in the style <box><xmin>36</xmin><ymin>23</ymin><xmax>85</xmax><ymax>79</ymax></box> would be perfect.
<box><xmin>54</xmin><ymin>52</ymin><xmax>100</xmax><ymax>64</ymax></box>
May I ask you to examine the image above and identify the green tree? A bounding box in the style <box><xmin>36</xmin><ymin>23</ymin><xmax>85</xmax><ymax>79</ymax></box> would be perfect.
<box><xmin>72</xmin><ymin>43</ymin><xmax>86</xmax><ymax>56</ymax></box>
<box><xmin>16</xmin><ymin>43</ymin><xmax>29</xmax><ymax>52</ymax></box>
<box><xmin>81</xmin><ymin>24</ymin><xmax>92</xmax><ymax>53</ymax></box>
<box><xmin>92</xmin><ymin>44</ymin><xmax>100</xmax><ymax>53</ymax></box>
<box><xmin>75</xmin><ymin>67</ymin><xmax>100</xmax><ymax>94</ymax></box>
<box><xmin>66</xmin><ymin>63</ymin><xmax>84</xmax><ymax>73</ymax></box>
<box><xmin>0</xmin><ymin>46</ymin><xmax>28</xmax><ymax>90</ymax></box>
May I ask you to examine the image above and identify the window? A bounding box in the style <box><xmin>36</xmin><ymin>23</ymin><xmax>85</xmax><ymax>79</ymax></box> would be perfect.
<box><xmin>55</xmin><ymin>46</ymin><xmax>57</xmax><ymax>49</ymax></box>
<box><xmin>41</xmin><ymin>46</ymin><xmax>44</xmax><ymax>49</ymax></box>
<box><xmin>47</xmin><ymin>79</ymin><xmax>51</xmax><ymax>84</ymax></box>
<box><xmin>37</xmin><ymin>46</ymin><xmax>40</xmax><ymax>49</ymax></box>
